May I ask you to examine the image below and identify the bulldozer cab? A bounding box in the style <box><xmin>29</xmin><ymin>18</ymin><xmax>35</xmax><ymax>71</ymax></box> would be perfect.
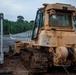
<box><xmin>32</xmin><ymin>3</ymin><xmax>76</xmax><ymax>40</ymax></box>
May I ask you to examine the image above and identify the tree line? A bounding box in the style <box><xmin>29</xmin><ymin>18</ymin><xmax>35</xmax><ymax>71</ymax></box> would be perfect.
<box><xmin>3</xmin><ymin>15</ymin><xmax>34</xmax><ymax>35</ymax></box>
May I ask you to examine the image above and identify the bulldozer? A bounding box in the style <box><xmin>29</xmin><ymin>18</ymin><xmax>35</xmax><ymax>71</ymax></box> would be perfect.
<box><xmin>14</xmin><ymin>3</ymin><xmax>76</xmax><ymax>73</ymax></box>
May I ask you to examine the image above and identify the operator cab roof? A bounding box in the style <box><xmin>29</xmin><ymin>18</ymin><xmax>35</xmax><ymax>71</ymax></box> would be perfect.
<box><xmin>43</xmin><ymin>3</ymin><xmax>76</xmax><ymax>12</ymax></box>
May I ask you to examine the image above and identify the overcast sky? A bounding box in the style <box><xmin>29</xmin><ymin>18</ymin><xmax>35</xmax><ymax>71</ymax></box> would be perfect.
<box><xmin>0</xmin><ymin>0</ymin><xmax>76</xmax><ymax>21</ymax></box>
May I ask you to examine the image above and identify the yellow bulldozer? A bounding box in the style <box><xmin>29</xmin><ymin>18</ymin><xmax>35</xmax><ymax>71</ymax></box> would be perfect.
<box><xmin>14</xmin><ymin>3</ymin><xmax>76</xmax><ymax>73</ymax></box>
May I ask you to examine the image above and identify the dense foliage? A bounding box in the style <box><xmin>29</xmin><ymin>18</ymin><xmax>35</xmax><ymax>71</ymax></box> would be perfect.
<box><xmin>3</xmin><ymin>16</ymin><xmax>34</xmax><ymax>35</ymax></box>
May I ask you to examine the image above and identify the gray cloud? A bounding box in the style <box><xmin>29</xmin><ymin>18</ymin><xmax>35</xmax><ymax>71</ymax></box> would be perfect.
<box><xmin>0</xmin><ymin>0</ymin><xmax>76</xmax><ymax>21</ymax></box>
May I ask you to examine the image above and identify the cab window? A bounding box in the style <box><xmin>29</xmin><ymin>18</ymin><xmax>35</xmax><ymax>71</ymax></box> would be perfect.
<box><xmin>35</xmin><ymin>11</ymin><xmax>40</xmax><ymax>27</ymax></box>
<box><xmin>49</xmin><ymin>14</ymin><xmax>71</xmax><ymax>27</ymax></box>
<box><xmin>73</xmin><ymin>16</ymin><xmax>76</xmax><ymax>31</ymax></box>
<box><xmin>40</xmin><ymin>11</ymin><xmax>45</xmax><ymax>27</ymax></box>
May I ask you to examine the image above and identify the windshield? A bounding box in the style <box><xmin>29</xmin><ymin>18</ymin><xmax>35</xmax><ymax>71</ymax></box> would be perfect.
<box><xmin>49</xmin><ymin>14</ymin><xmax>71</xmax><ymax>26</ymax></box>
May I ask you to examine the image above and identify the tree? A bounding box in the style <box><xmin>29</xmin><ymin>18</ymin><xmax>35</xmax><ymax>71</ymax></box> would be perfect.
<box><xmin>3</xmin><ymin>17</ymin><xmax>34</xmax><ymax>35</ymax></box>
<box><xmin>29</xmin><ymin>20</ymin><xmax>34</xmax><ymax>30</ymax></box>
<box><xmin>17</xmin><ymin>15</ymin><xmax>24</xmax><ymax>22</ymax></box>
<box><xmin>30</xmin><ymin>20</ymin><xmax>34</xmax><ymax>23</ymax></box>
<box><xmin>3</xmin><ymin>19</ymin><xmax>11</xmax><ymax>34</ymax></box>
<box><xmin>25</xmin><ymin>20</ymin><xmax>28</xmax><ymax>23</ymax></box>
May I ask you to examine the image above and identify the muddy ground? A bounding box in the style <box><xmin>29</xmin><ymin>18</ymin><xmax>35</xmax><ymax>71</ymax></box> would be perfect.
<box><xmin>0</xmin><ymin>55</ymin><xmax>76</xmax><ymax>75</ymax></box>
<box><xmin>0</xmin><ymin>55</ymin><xmax>29</xmax><ymax>75</ymax></box>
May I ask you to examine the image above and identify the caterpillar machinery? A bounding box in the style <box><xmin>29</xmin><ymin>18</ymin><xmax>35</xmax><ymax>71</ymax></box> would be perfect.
<box><xmin>14</xmin><ymin>3</ymin><xmax>76</xmax><ymax>73</ymax></box>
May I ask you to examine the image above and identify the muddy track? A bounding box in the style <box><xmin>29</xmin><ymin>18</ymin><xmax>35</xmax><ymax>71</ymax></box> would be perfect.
<box><xmin>0</xmin><ymin>55</ymin><xmax>76</xmax><ymax>75</ymax></box>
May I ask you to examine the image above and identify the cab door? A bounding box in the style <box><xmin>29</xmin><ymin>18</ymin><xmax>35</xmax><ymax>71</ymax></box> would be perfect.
<box><xmin>32</xmin><ymin>10</ymin><xmax>40</xmax><ymax>40</ymax></box>
<box><xmin>32</xmin><ymin>8</ymin><xmax>45</xmax><ymax>40</ymax></box>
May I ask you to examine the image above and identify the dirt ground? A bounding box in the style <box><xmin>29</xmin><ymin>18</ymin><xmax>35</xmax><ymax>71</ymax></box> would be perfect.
<box><xmin>0</xmin><ymin>55</ymin><xmax>76</xmax><ymax>75</ymax></box>
<box><xmin>0</xmin><ymin>55</ymin><xmax>29</xmax><ymax>75</ymax></box>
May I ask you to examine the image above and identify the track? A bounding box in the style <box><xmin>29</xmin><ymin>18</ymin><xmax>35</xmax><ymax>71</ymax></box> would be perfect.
<box><xmin>0</xmin><ymin>54</ymin><xmax>76</xmax><ymax>75</ymax></box>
